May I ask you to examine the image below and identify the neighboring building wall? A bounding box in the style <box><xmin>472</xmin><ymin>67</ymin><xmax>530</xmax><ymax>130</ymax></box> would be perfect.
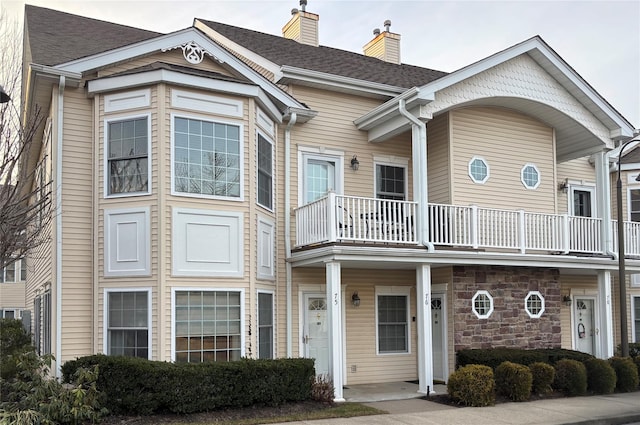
<box><xmin>452</xmin><ymin>265</ymin><xmax>561</xmax><ymax>351</ymax></box>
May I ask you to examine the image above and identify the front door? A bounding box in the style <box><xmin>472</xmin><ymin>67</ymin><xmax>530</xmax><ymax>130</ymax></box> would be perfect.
<box><xmin>574</xmin><ymin>298</ymin><xmax>596</xmax><ymax>355</ymax></box>
<box><xmin>431</xmin><ymin>295</ymin><xmax>446</xmax><ymax>381</ymax></box>
<box><xmin>303</xmin><ymin>294</ymin><xmax>329</xmax><ymax>376</ymax></box>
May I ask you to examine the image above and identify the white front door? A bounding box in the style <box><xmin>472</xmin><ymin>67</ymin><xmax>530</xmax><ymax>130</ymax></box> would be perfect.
<box><xmin>574</xmin><ymin>298</ymin><xmax>596</xmax><ymax>355</ymax></box>
<box><xmin>304</xmin><ymin>294</ymin><xmax>329</xmax><ymax>376</ymax></box>
<box><xmin>431</xmin><ymin>295</ymin><xmax>446</xmax><ymax>381</ymax></box>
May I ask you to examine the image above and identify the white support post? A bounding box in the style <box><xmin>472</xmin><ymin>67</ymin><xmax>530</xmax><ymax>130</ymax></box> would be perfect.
<box><xmin>327</xmin><ymin>192</ymin><xmax>337</xmax><ymax>242</ymax></box>
<box><xmin>470</xmin><ymin>205</ymin><xmax>479</xmax><ymax>249</ymax></box>
<box><xmin>518</xmin><ymin>209</ymin><xmax>526</xmax><ymax>254</ymax></box>
<box><xmin>597</xmin><ymin>270</ymin><xmax>614</xmax><ymax>358</ymax></box>
<box><xmin>325</xmin><ymin>261</ymin><xmax>344</xmax><ymax>401</ymax></box>
<box><xmin>594</xmin><ymin>151</ymin><xmax>612</xmax><ymax>254</ymax></box>
<box><xmin>416</xmin><ymin>264</ymin><xmax>434</xmax><ymax>394</ymax></box>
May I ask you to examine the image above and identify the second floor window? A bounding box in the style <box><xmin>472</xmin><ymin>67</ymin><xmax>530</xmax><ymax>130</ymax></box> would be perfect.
<box><xmin>630</xmin><ymin>189</ymin><xmax>640</xmax><ymax>222</ymax></box>
<box><xmin>573</xmin><ymin>189</ymin><xmax>593</xmax><ymax>217</ymax></box>
<box><xmin>376</xmin><ymin>164</ymin><xmax>406</xmax><ymax>200</ymax></box>
<box><xmin>107</xmin><ymin>117</ymin><xmax>149</xmax><ymax>195</ymax></box>
<box><xmin>173</xmin><ymin>117</ymin><xmax>241</xmax><ymax>198</ymax></box>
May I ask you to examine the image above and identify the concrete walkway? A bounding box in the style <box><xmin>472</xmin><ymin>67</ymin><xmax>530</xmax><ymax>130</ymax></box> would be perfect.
<box><xmin>276</xmin><ymin>391</ymin><xmax>640</xmax><ymax>425</ymax></box>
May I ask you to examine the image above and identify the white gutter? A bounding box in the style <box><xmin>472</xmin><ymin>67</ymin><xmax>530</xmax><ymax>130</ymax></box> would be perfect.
<box><xmin>55</xmin><ymin>75</ymin><xmax>65</xmax><ymax>378</ymax></box>
<box><xmin>284</xmin><ymin>111</ymin><xmax>297</xmax><ymax>357</ymax></box>
<box><xmin>398</xmin><ymin>99</ymin><xmax>434</xmax><ymax>252</ymax></box>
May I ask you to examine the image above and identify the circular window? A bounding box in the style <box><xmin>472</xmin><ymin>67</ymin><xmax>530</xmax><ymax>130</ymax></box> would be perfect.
<box><xmin>468</xmin><ymin>157</ymin><xmax>489</xmax><ymax>184</ymax></box>
<box><xmin>472</xmin><ymin>290</ymin><xmax>493</xmax><ymax>318</ymax></box>
<box><xmin>521</xmin><ymin>164</ymin><xmax>540</xmax><ymax>189</ymax></box>
<box><xmin>525</xmin><ymin>291</ymin><xmax>545</xmax><ymax>318</ymax></box>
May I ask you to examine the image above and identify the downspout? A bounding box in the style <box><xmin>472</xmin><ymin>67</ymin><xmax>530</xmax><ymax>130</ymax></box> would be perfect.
<box><xmin>55</xmin><ymin>76</ymin><xmax>65</xmax><ymax>377</ymax></box>
<box><xmin>284</xmin><ymin>112</ymin><xmax>297</xmax><ymax>357</ymax></box>
<box><xmin>398</xmin><ymin>99</ymin><xmax>434</xmax><ymax>252</ymax></box>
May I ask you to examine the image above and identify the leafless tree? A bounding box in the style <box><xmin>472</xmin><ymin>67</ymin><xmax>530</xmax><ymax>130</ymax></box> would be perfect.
<box><xmin>0</xmin><ymin>9</ymin><xmax>52</xmax><ymax>270</ymax></box>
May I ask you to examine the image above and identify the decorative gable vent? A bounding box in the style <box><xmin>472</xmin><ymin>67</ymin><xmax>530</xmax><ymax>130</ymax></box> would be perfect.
<box><xmin>282</xmin><ymin>0</ymin><xmax>319</xmax><ymax>47</ymax></box>
<box><xmin>162</xmin><ymin>41</ymin><xmax>223</xmax><ymax>64</ymax></box>
<box><xmin>363</xmin><ymin>20</ymin><xmax>401</xmax><ymax>64</ymax></box>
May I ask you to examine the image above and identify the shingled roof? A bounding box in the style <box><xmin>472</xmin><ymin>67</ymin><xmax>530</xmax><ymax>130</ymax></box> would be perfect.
<box><xmin>25</xmin><ymin>5</ymin><xmax>161</xmax><ymax>66</ymax></box>
<box><xmin>197</xmin><ymin>20</ymin><xmax>448</xmax><ymax>88</ymax></box>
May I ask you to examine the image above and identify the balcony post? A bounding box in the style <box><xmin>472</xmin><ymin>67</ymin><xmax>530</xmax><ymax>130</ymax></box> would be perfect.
<box><xmin>470</xmin><ymin>205</ymin><xmax>478</xmax><ymax>249</ymax></box>
<box><xmin>416</xmin><ymin>264</ymin><xmax>433</xmax><ymax>394</ymax></box>
<box><xmin>561</xmin><ymin>213</ymin><xmax>570</xmax><ymax>254</ymax></box>
<box><xmin>518</xmin><ymin>209</ymin><xmax>526</xmax><ymax>254</ymax></box>
<box><xmin>327</xmin><ymin>192</ymin><xmax>337</xmax><ymax>242</ymax></box>
<box><xmin>325</xmin><ymin>261</ymin><xmax>344</xmax><ymax>401</ymax></box>
<box><xmin>594</xmin><ymin>151</ymin><xmax>612</xmax><ymax>254</ymax></box>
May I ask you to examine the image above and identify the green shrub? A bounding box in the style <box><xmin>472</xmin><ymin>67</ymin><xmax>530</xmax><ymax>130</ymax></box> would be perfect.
<box><xmin>0</xmin><ymin>318</ymin><xmax>33</xmax><ymax>380</ymax></box>
<box><xmin>609</xmin><ymin>357</ymin><xmax>639</xmax><ymax>392</ymax></box>
<box><xmin>447</xmin><ymin>364</ymin><xmax>495</xmax><ymax>407</ymax></box>
<box><xmin>495</xmin><ymin>361</ymin><xmax>532</xmax><ymax>401</ymax></box>
<box><xmin>615</xmin><ymin>342</ymin><xmax>640</xmax><ymax>358</ymax></box>
<box><xmin>529</xmin><ymin>362</ymin><xmax>555</xmax><ymax>396</ymax></box>
<box><xmin>553</xmin><ymin>359</ymin><xmax>587</xmax><ymax>396</ymax></box>
<box><xmin>634</xmin><ymin>356</ymin><xmax>640</xmax><ymax>379</ymax></box>
<box><xmin>62</xmin><ymin>355</ymin><xmax>315</xmax><ymax>415</ymax></box>
<box><xmin>456</xmin><ymin>348</ymin><xmax>593</xmax><ymax>370</ymax></box>
<box><xmin>584</xmin><ymin>358</ymin><xmax>616</xmax><ymax>394</ymax></box>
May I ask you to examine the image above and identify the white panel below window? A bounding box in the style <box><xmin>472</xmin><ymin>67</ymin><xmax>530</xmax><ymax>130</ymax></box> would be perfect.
<box><xmin>257</xmin><ymin>217</ymin><xmax>274</xmax><ymax>280</ymax></box>
<box><xmin>171</xmin><ymin>89</ymin><xmax>243</xmax><ymax>118</ymax></box>
<box><xmin>173</xmin><ymin>208</ymin><xmax>243</xmax><ymax>277</ymax></box>
<box><xmin>105</xmin><ymin>207</ymin><xmax>150</xmax><ymax>276</ymax></box>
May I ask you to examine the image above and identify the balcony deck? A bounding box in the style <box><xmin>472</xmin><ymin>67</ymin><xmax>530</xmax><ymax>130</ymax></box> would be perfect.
<box><xmin>294</xmin><ymin>194</ymin><xmax>640</xmax><ymax>257</ymax></box>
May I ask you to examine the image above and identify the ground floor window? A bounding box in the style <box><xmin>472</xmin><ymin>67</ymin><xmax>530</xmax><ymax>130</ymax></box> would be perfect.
<box><xmin>258</xmin><ymin>292</ymin><xmax>273</xmax><ymax>359</ymax></box>
<box><xmin>633</xmin><ymin>296</ymin><xmax>640</xmax><ymax>343</ymax></box>
<box><xmin>33</xmin><ymin>291</ymin><xmax>51</xmax><ymax>355</ymax></box>
<box><xmin>174</xmin><ymin>290</ymin><xmax>242</xmax><ymax>363</ymax></box>
<box><xmin>106</xmin><ymin>290</ymin><xmax>150</xmax><ymax>359</ymax></box>
<box><xmin>376</xmin><ymin>290</ymin><xmax>409</xmax><ymax>354</ymax></box>
<box><xmin>472</xmin><ymin>290</ymin><xmax>494</xmax><ymax>319</ymax></box>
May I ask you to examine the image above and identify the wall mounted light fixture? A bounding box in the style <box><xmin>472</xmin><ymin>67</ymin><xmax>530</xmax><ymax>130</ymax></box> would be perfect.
<box><xmin>351</xmin><ymin>291</ymin><xmax>361</xmax><ymax>307</ymax></box>
<box><xmin>562</xmin><ymin>295</ymin><xmax>572</xmax><ymax>306</ymax></box>
<box><xmin>350</xmin><ymin>155</ymin><xmax>360</xmax><ymax>171</ymax></box>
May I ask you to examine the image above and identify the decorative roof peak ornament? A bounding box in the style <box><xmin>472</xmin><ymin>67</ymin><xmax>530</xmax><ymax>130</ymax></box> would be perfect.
<box><xmin>162</xmin><ymin>41</ymin><xmax>223</xmax><ymax>65</ymax></box>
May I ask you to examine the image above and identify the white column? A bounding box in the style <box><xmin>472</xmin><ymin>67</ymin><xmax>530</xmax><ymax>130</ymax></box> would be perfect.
<box><xmin>597</xmin><ymin>270</ymin><xmax>614</xmax><ymax>358</ymax></box>
<box><xmin>594</xmin><ymin>150</ymin><xmax>612</xmax><ymax>253</ymax></box>
<box><xmin>325</xmin><ymin>261</ymin><xmax>344</xmax><ymax>401</ymax></box>
<box><xmin>416</xmin><ymin>264</ymin><xmax>434</xmax><ymax>394</ymax></box>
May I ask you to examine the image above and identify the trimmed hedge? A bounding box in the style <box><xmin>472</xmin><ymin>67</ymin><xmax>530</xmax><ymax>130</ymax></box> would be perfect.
<box><xmin>456</xmin><ymin>348</ymin><xmax>593</xmax><ymax>370</ymax></box>
<box><xmin>495</xmin><ymin>361</ymin><xmax>532</xmax><ymax>402</ymax></box>
<box><xmin>529</xmin><ymin>362</ymin><xmax>554</xmax><ymax>396</ymax></box>
<box><xmin>554</xmin><ymin>359</ymin><xmax>587</xmax><ymax>396</ymax></box>
<box><xmin>609</xmin><ymin>357</ymin><xmax>639</xmax><ymax>392</ymax></box>
<box><xmin>584</xmin><ymin>358</ymin><xmax>616</xmax><ymax>394</ymax></box>
<box><xmin>447</xmin><ymin>364</ymin><xmax>495</xmax><ymax>407</ymax></box>
<box><xmin>62</xmin><ymin>355</ymin><xmax>315</xmax><ymax>415</ymax></box>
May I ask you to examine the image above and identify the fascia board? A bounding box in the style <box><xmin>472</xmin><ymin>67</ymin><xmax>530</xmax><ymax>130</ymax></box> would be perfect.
<box><xmin>57</xmin><ymin>28</ymin><xmax>307</xmax><ymax>111</ymax></box>
<box><xmin>354</xmin><ymin>87</ymin><xmax>433</xmax><ymax>130</ymax></box>
<box><xmin>419</xmin><ymin>37</ymin><xmax>634</xmax><ymax>137</ymax></box>
<box><xmin>280</xmin><ymin>65</ymin><xmax>405</xmax><ymax>97</ymax></box>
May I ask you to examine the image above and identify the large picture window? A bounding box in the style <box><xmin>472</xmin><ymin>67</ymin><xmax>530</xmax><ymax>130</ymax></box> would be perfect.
<box><xmin>257</xmin><ymin>133</ymin><xmax>273</xmax><ymax>209</ymax></box>
<box><xmin>174</xmin><ymin>290</ymin><xmax>242</xmax><ymax>363</ymax></box>
<box><xmin>173</xmin><ymin>117</ymin><xmax>241</xmax><ymax>198</ymax></box>
<box><xmin>258</xmin><ymin>292</ymin><xmax>274</xmax><ymax>359</ymax></box>
<box><xmin>377</xmin><ymin>293</ymin><xmax>409</xmax><ymax>354</ymax></box>
<box><xmin>107</xmin><ymin>116</ymin><xmax>149</xmax><ymax>195</ymax></box>
<box><xmin>107</xmin><ymin>290</ymin><xmax>150</xmax><ymax>359</ymax></box>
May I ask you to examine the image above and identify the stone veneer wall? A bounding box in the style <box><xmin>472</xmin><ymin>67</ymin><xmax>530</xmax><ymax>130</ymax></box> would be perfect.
<box><xmin>453</xmin><ymin>265</ymin><xmax>561</xmax><ymax>351</ymax></box>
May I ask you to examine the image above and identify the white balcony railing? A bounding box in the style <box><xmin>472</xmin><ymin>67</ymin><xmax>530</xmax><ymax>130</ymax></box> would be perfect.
<box><xmin>294</xmin><ymin>194</ymin><xmax>640</xmax><ymax>257</ymax></box>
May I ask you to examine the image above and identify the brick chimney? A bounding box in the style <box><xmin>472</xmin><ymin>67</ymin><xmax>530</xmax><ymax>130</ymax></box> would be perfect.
<box><xmin>283</xmin><ymin>0</ymin><xmax>319</xmax><ymax>47</ymax></box>
<box><xmin>363</xmin><ymin>20</ymin><xmax>401</xmax><ymax>64</ymax></box>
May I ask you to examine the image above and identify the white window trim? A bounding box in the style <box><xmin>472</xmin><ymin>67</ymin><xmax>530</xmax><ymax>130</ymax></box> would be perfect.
<box><xmin>104</xmin><ymin>113</ymin><xmax>152</xmax><ymax>198</ymax></box>
<box><xmin>256</xmin><ymin>108</ymin><xmax>275</xmax><ymax>138</ymax></box>
<box><xmin>257</xmin><ymin>289</ymin><xmax>275</xmax><ymax>359</ymax></box>
<box><xmin>170</xmin><ymin>112</ymin><xmax>245</xmax><ymax>201</ymax></box>
<box><xmin>375</xmin><ymin>286</ymin><xmax>411</xmax><ymax>356</ymax></box>
<box><xmin>521</xmin><ymin>163</ymin><xmax>541</xmax><ymax>189</ymax></box>
<box><xmin>472</xmin><ymin>290</ymin><xmax>494</xmax><ymax>319</ymax></box>
<box><xmin>297</xmin><ymin>146</ymin><xmax>344</xmax><ymax>206</ymax></box>
<box><xmin>256</xmin><ymin>129</ymin><xmax>274</xmax><ymax>212</ymax></box>
<box><xmin>524</xmin><ymin>290</ymin><xmax>545</xmax><ymax>318</ymax></box>
<box><xmin>568</xmin><ymin>182</ymin><xmax>596</xmax><ymax>216</ymax></box>
<box><xmin>373</xmin><ymin>157</ymin><xmax>409</xmax><ymax>200</ymax></box>
<box><xmin>170</xmin><ymin>287</ymin><xmax>245</xmax><ymax>362</ymax></box>
<box><xmin>632</xmin><ymin>295</ymin><xmax>640</xmax><ymax>343</ymax></box>
<box><xmin>1</xmin><ymin>309</ymin><xmax>22</xmax><ymax>319</ymax></box>
<box><xmin>468</xmin><ymin>156</ymin><xmax>489</xmax><ymax>184</ymax></box>
<box><xmin>626</xmin><ymin>186</ymin><xmax>640</xmax><ymax>221</ymax></box>
<box><xmin>103</xmin><ymin>287</ymin><xmax>152</xmax><ymax>360</ymax></box>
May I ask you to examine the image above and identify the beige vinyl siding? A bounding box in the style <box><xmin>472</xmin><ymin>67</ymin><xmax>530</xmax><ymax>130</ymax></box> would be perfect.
<box><xmin>0</xmin><ymin>283</ymin><xmax>26</xmax><ymax>309</ymax></box>
<box><xmin>556</xmin><ymin>157</ymin><xmax>596</xmax><ymax>214</ymax></box>
<box><xmin>431</xmin><ymin>266</ymin><xmax>454</xmax><ymax>378</ymax></box>
<box><xmin>450</xmin><ymin>107</ymin><xmax>555</xmax><ymax>213</ymax></box>
<box><xmin>426</xmin><ymin>113</ymin><xmax>451</xmax><ymax>204</ymax></box>
<box><xmin>60</xmin><ymin>87</ymin><xmax>94</xmax><ymax>363</ymax></box>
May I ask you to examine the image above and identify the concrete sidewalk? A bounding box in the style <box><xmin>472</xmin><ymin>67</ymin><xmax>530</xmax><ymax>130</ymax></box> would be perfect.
<box><xmin>276</xmin><ymin>392</ymin><xmax>640</xmax><ymax>425</ymax></box>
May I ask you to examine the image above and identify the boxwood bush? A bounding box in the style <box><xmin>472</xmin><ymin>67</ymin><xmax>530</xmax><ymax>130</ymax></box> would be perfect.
<box><xmin>62</xmin><ymin>355</ymin><xmax>315</xmax><ymax>415</ymax></box>
<box><xmin>553</xmin><ymin>359</ymin><xmax>587</xmax><ymax>396</ymax></box>
<box><xmin>456</xmin><ymin>348</ymin><xmax>593</xmax><ymax>370</ymax></box>
<box><xmin>447</xmin><ymin>364</ymin><xmax>495</xmax><ymax>407</ymax></box>
<box><xmin>584</xmin><ymin>358</ymin><xmax>616</xmax><ymax>394</ymax></box>
<box><xmin>609</xmin><ymin>357</ymin><xmax>639</xmax><ymax>392</ymax></box>
<box><xmin>495</xmin><ymin>361</ymin><xmax>532</xmax><ymax>401</ymax></box>
<box><xmin>529</xmin><ymin>362</ymin><xmax>555</xmax><ymax>396</ymax></box>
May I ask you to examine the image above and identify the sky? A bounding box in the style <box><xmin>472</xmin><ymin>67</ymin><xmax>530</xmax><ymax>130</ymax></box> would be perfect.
<box><xmin>3</xmin><ymin>0</ymin><xmax>640</xmax><ymax>129</ymax></box>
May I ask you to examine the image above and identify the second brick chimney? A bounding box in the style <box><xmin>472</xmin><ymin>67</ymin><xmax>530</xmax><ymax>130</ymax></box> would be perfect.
<box><xmin>363</xmin><ymin>20</ymin><xmax>401</xmax><ymax>64</ymax></box>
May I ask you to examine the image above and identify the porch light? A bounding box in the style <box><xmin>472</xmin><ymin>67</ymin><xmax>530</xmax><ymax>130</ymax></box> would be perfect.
<box><xmin>350</xmin><ymin>155</ymin><xmax>360</xmax><ymax>171</ymax></box>
<box><xmin>351</xmin><ymin>291</ymin><xmax>361</xmax><ymax>307</ymax></box>
<box><xmin>562</xmin><ymin>295</ymin><xmax>572</xmax><ymax>306</ymax></box>
<box><xmin>0</xmin><ymin>85</ymin><xmax>10</xmax><ymax>103</ymax></box>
